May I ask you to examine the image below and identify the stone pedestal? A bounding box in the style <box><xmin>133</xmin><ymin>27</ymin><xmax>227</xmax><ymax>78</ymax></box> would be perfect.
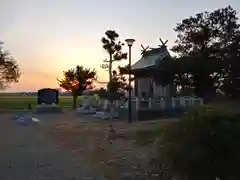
<box><xmin>93</xmin><ymin>111</ymin><xmax>120</xmax><ymax>120</ymax></box>
<box><xmin>93</xmin><ymin>111</ymin><xmax>110</xmax><ymax>120</ymax></box>
<box><xmin>35</xmin><ymin>103</ymin><xmax>62</xmax><ymax>114</ymax></box>
<box><xmin>77</xmin><ymin>90</ymin><xmax>96</xmax><ymax>114</ymax></box>
<box><xmin>77</xmin><ymin>106</ymin><xmax>96</xmax><ymax>114</ymax></box>
<box><xmin>93</xmin><ymin>100</ymin><xmax>120</xmax><ymax>120</ymax></box>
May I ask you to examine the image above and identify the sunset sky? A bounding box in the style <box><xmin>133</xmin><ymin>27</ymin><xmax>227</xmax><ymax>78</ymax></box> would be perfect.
<box><xmin>1</xmin><ymin>0</ymin><xmax>239</xmax><ymax>92</ymax></box>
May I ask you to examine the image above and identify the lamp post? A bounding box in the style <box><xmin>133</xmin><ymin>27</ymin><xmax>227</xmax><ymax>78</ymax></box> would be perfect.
<box><xmin>125</xmin><ymin>38</ymin><xmax>135</xmax><ymax>123</ymax></box>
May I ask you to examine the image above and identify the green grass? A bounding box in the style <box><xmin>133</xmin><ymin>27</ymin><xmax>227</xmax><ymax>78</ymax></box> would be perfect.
<box><xmin>0</xmin><ymin>96</ymin><xmax>83</xmax><ymax>110</ymax></box>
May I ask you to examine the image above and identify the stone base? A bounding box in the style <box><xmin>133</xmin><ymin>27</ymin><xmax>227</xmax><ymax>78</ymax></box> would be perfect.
<box><xmin>93</xmin><ymin>111</ymin><xmax>120</xmax><ymax>120</ymax></box>
<box><xmin>93</xmin><ymin>111</ymin><xmax>110</xmax><ymax>120</ymax></box>
<box><xmin>35</xmin><ymin>105</ymin><xmax>62</xmax><ymax>114</ymax></box>
<box><xmin>77</xmin><ymin>107</ymin><xmax>96</xmax><ymax>115</ymax></box>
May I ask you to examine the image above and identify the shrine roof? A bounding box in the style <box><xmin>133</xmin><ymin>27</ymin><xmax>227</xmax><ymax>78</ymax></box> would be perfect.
<box><xmin>131</xmin><ymin>47</ymin><xmax>170</xmax><ymax>71</ymax></box>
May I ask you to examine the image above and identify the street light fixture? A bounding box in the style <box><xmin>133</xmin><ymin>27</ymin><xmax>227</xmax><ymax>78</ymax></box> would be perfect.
<box><xmin>125</xmin><ymin>39</ymin><xmax>135</xmax><ymax>47</ymax></box>
<box><xmin>125</xmin><ymin>38</ymin><xmax>135</xmax><ymax>123</ymax></box>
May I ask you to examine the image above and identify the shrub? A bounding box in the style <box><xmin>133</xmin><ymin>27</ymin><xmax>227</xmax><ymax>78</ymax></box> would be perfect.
<box><xmin>152</xmin><ymin>105</ymin><xmax>240</xmax><ymax>180</ymax></box>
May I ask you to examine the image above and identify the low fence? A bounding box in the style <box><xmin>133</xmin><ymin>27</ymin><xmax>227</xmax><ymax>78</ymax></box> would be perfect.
<box><xmin>96</xmin><ymin>96</ymin><xmax>203</xmax><ymax>111</ymax></box>
<box><xmin>131</xmin><ymin>96</ymin><xmax>203</xmax><ymax>110</ymax></box>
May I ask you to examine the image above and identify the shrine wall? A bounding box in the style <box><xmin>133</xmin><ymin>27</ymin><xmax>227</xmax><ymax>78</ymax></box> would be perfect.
<box><xmin>135</xmin><ymin>77</ymin><xmax>152</xmax><ymax>98</ymax></box>
<box><xmin>153</xmin><ymin>83</ymin><xmax>168</xmax><ymax>97</ymax></box>
<box><xmin>134</xmin><ymin>77</ymin><xmax>172</xmax><ymax>99</ymax></box>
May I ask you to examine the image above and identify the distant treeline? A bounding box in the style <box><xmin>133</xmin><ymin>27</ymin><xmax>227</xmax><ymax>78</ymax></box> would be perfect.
<box><xmin>0</xmin><ymin>92</ymin><xmax>72</xmax><ymax>96</ymax></box>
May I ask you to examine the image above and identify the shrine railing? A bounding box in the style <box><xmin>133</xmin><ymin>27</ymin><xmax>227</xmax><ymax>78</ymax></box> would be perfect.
<box><xmin>94</xmin><ymin>96</ymin><xmax>203</xmax><ymax>110</ymax></box>
<box><xmin>122</xmin><ymin>96</ymin><xmax>203</xmax><ymax>110</ymax></box>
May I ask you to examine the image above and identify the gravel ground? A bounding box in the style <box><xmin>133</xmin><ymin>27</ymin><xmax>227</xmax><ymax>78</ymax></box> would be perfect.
<box><xmin>38</xmin><ymin>113</ymin><xmax>171</xmax><ymax>180</ymax></box>
<box><xmin>0</xmin><ymin>112</ymin><xmax>172</xmax><ymax>180</ymax></box>
<box><xmin>0</xmin><ymin>114</ymin><xmax>102</xmax><ymax>180</ymax></box>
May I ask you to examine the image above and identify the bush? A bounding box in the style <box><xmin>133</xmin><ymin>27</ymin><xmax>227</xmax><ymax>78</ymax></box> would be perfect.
<box><xmin>152</xmin><ymin>105</ymin><xmax>240</xmax><ymax>180</ymax></box>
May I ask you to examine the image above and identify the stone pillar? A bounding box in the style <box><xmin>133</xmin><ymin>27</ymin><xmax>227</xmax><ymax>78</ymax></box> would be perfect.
<box><xmin>77</xmin><ymin>90</ymin><xmax>96</xmax><ymax>114</ymax></box>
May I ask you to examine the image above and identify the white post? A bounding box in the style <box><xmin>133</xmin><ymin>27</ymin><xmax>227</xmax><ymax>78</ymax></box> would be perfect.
<box><xmin>185</xmin><ymin>97</ymin><xmax>190</xmax><ymax>107</ymax></box>
<box><xmin>172</xmin><ymin>97</ymin><xmax>176</xmax><ymax>108</ymax></box>
<box><xmin>148</xmin><ymin>98</ymin><xmax>152</xmax><ymax>108</ymax></box>
<box><xmin>125</xmin><ymin>100</ymin><xmax>128</xmax><ymax>108</ymax></box>
<box><xmin>160</xmin><ymin>98</ymin><xmax>165</xmax><ymax>109</ymax></box>
<box><xmin>116</xmin><ymin>100</ymin><xmax>119</xmax><ymax>107</ymax></box>
<box><xmin>191</xmin><ymin>98</ymin><xmax>194</xmax><ymax>106</ymax></box>
<box><xmin>104</xmin><ymin>100</ymin><xmax>108</xmax><ymax>110</ymax></box>
<box><xmin>136</xmin><ymin>98</ymin><xmax>139</xmax><ymax>110</ymax></box>
<box><xmin>200</xmin><ymin>98</ymin><xmax>203</xmax><ymax>105</ymax></box>
<box><xmin>180</xmin><ymin>97</ymin><xmax>185</xmax><ymax>107</ymax></box>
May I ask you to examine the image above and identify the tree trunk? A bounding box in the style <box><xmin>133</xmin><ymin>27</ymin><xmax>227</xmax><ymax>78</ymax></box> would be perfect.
<box><xmin>109</xmin><ymin>53</ymin><xmax>113</xmax><ymax>82</ymax></box>
<box><xmin>72</xmin><ymin>95</ymin><xmax>78</xmax><ymax>109</ymax></box>
<box><xmin>109</xmin><ymin>100</ymin><xmax>116</xmax><ymax>120</ymax></box>
<box><xmin>108</xmin><ymin>53</ymin><xmax>115</xmax><ymax>120</ymax></box>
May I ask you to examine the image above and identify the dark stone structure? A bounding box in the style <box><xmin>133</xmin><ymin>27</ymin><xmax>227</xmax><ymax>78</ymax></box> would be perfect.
<box><xmin>35</xmin><ymin>88</ymin><xmax>62</xmax><ymax>114</ymax></box>
<box><xmin>37</xmin><ymin>88</ymin><xmax>59</xmax><ymax>104</ymax></box>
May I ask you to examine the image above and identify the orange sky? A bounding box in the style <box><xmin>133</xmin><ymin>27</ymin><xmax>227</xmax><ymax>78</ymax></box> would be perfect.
<box><xmin>1</xmin><ymin>0</ymin><xmax>238</xmax><ymax>92</ymax></box>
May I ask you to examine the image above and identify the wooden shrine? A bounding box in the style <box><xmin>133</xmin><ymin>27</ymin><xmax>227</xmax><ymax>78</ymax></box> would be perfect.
<box><xmin>131</xmin><ymin>38</ymin><xmax>176</xmax><ymax>99</ymax></box>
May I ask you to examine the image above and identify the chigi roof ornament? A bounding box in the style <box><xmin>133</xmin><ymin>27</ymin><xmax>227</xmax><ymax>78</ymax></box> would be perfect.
<box><xmin>158</xmin><ymin>38</ymin><xmax>168</xmax><ymax>48</ymax></box>
<box><xmin>131</xmin><ymin>37</ymin><xmax>171</xmax><ymax>71</ymax></box>
<box><xmin>140</xmin><ymin>44</ymin><xmax>149</xmax><ymax>55</ymax></box>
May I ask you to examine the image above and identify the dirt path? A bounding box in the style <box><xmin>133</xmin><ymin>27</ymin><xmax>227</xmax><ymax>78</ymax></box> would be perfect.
<box><xmin>0</xmin><ymin>114</ymin><xmax>101</xmax><ymax>180</ymax></box>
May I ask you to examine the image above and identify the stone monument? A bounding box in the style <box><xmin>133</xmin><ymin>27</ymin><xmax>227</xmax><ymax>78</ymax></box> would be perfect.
<box><xmin>77</xmin><ymin>90</ymin><xmax>96</xmax><ymax>114</ymax></box>
<box><xmin>35</xmin><ymin>88</ymin><xmax>62</xmax><ymax>114</ymax></box>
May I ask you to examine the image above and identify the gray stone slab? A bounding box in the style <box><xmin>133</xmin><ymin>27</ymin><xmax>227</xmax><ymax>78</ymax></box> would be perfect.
<box><xmin>77</xmin><ymin>107</ymin><xmax>96</xmax><ymax>115</ymax></box>
<box><xmin>35</xmin><ymin>106</ymin><xmax>63</xmax><ymax>114</ymax></box>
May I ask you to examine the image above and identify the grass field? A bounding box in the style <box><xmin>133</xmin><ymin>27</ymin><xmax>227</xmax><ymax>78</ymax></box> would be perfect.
<box><xmin>0</xmin><ymin>96</ymin><xmax>83</xmax><ymax>110</ymax></box>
